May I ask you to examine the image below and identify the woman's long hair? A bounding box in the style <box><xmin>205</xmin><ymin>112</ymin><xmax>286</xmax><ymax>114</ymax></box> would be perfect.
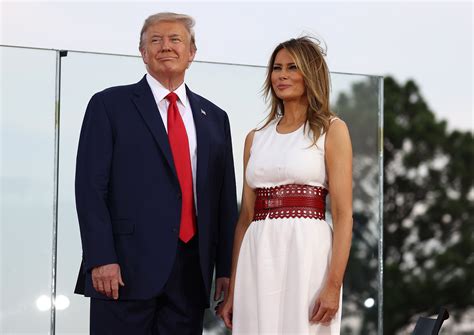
<box><xmin>261</xmin><ymin>36</ymin><xmax>335</xmax><ymax>145</ymax></box>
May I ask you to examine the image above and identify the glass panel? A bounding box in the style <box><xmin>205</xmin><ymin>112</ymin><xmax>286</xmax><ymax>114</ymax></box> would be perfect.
<box><xmin>0</xmin><ymin>46</ymin><xmax>56</xmax><ymax>334</ymax></box>
<box><xmin>331</xmin><ymin>74</ymin><xmax>383</xmax><ymax>334</ymax></box>
<box><xmin>187</xmin><ymin>62</ymin><xmax>268</xmax><ymax>201</ymax></box>
<box><xmin>0</xmin><ymin>47</ymin><xmax>381</xmax><ymax>334</ymax></box>
<box><xmin>56</xmin><ymin>52</ymin><xmax>144</xmax><ymax>334</ymax></box>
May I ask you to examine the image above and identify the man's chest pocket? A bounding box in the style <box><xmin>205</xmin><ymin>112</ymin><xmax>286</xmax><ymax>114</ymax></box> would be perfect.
<box><xmin>208</xmin><ymin>141</ymin><xmax>226</xmax><ymax>165</ymax></box>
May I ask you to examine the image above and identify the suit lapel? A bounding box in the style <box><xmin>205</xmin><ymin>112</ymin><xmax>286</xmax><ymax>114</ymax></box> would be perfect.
<box><xmin>131</xmin><ymin>76</ymin><xmax>178</xmax><ymax>179</ymax></box>
<box><xmin>186</xmin><ymin>86</ymin><xmax>210</xmax><ymax>212</ymax></box>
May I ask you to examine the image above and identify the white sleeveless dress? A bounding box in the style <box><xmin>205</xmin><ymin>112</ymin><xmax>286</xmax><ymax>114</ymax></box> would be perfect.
<box><xmin>232</xmin><ymin>118</ymin><xmax>342</xmax><ymax>334</ymax></box>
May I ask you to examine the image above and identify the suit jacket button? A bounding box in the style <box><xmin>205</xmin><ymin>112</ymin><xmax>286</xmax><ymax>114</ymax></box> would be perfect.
<box><xmin>172</xmin><ymin>228</ymin><xmax>177</xmax><ymax>233</ymax></box>
<box><xmin>177</xmin><ymin>193</ymin><xmax>182</xmax><ymax>199</ymax></box>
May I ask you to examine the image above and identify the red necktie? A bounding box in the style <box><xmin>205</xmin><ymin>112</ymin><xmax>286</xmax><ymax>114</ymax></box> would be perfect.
<box><xmin>166</xmin><ymin>92</ymin><xmax>196</xmax><ymax>243</ymax></box>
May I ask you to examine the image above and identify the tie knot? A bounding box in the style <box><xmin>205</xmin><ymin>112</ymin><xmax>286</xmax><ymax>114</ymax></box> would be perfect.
<box><xmin>166</xmin><ymin>92</ymin><xmax>178</xmax><ymax>104</ymax></box>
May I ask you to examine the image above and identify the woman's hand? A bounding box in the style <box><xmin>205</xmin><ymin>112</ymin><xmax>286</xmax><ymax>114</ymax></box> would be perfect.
<box><xmin>217</xmin><ymin>297</ymin><xmax>234</xmax><ymax>329</ymax></box>
<box><xmin>310</xmin><ymin>283</ymin><xmax>340</xmax><ymax>324</ymax></box>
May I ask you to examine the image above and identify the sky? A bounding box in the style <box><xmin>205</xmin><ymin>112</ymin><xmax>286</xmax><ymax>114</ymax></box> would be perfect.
<box><xmin>1</xmin><ymin>0</ymin><xmax>472</xmax><ymax>132</ymax></box>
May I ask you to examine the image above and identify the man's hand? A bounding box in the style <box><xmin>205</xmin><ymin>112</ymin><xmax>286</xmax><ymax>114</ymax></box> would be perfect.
<box><xmin>214</xmin><ymin>277</ymin><xmax>230</xmax><ymax>302</ymax></box>
<box><xmin>91</xmin><ymin>263</ymin><xmax>125</xmax><ymax>300</ymax></box>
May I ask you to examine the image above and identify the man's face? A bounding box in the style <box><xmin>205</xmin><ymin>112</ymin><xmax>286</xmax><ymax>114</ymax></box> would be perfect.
<box><xmin>140</xmin><ymin>21</ymin><xmax>196</xmax><ymax>84</ymax></box>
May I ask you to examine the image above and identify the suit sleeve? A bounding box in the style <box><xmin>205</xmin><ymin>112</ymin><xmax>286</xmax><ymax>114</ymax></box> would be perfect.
<box><xmin>75</xmin><ymin>93</ymin><xmax>117</xmax><ymax>272</ymax></box>
<box><xmin>216</xmin><ymin>112</ymin><xmax>238</xmax><ymax>278</ymax></box>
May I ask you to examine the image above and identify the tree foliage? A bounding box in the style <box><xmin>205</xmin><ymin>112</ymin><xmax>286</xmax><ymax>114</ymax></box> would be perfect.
<box><xmin>335</xmin><ymin>75</ymin><xmax>473</xmax><ymax>334</ymax></box>
<box><xmin>383</xmin><ymin>76</ymin><xmax>474</xmax><ymax>333</ymax></box>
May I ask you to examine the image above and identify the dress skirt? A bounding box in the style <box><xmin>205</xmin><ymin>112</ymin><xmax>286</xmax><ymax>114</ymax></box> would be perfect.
<box><xmin>232</xmin><ymin>217</ymin><xmax>342</xmax><ymax>334</ymax></box>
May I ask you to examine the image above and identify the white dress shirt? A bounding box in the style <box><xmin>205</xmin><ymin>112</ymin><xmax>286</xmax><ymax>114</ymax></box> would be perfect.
<box><xmin>145</xmin><ymin>73</ymin><xmax>198</xmax><ymax>210</ymax></box>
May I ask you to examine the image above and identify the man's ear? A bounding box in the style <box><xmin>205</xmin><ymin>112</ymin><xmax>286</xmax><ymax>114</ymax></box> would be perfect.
<box><xmin>188</xmin><ymin>48</ymin><xmax>196</xmax><ymax>63</ymax></box>
<box><xmin>140</xmin><ymin>48</ymin><xmax>148</xmax><ymax>64</ymax></box>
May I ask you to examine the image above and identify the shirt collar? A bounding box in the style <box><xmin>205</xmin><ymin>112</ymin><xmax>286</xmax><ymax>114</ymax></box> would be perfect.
<box><xmin>145</xmin><ymin>73</ymin><xmax>188</xmax><ymax>108</ymax></box>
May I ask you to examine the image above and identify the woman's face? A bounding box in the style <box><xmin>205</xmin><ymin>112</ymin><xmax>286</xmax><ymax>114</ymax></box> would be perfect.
<box><xmin>271</xmin><ymin>48</ymin><xmax>306</xmax><ymax>102</ymax></box>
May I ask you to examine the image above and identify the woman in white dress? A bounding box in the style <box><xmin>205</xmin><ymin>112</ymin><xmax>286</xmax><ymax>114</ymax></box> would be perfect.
<box><xmin>219</xmin><ymin>36</ymin><xmax>353</xmax><ymax>334</ymax></box>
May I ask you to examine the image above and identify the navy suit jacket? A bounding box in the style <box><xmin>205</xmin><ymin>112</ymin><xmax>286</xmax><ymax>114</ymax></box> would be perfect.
<box><xmin>74</xmin><ymin>76</ymin><xmax>238</xmax><ymax>303</ymax></box>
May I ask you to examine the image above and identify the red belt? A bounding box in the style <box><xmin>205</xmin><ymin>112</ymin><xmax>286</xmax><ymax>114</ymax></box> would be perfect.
<box><xmin>253</xmin><ymin>184</ymin><xmax>327</xmax><ymax>221</ymax></box>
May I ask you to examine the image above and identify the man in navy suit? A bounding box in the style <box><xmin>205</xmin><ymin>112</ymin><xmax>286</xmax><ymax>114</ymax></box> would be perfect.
<box><xmin>74</xmin><ymin>12</ymin><xmax>238</xmax><ymax>334</ymax></box>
